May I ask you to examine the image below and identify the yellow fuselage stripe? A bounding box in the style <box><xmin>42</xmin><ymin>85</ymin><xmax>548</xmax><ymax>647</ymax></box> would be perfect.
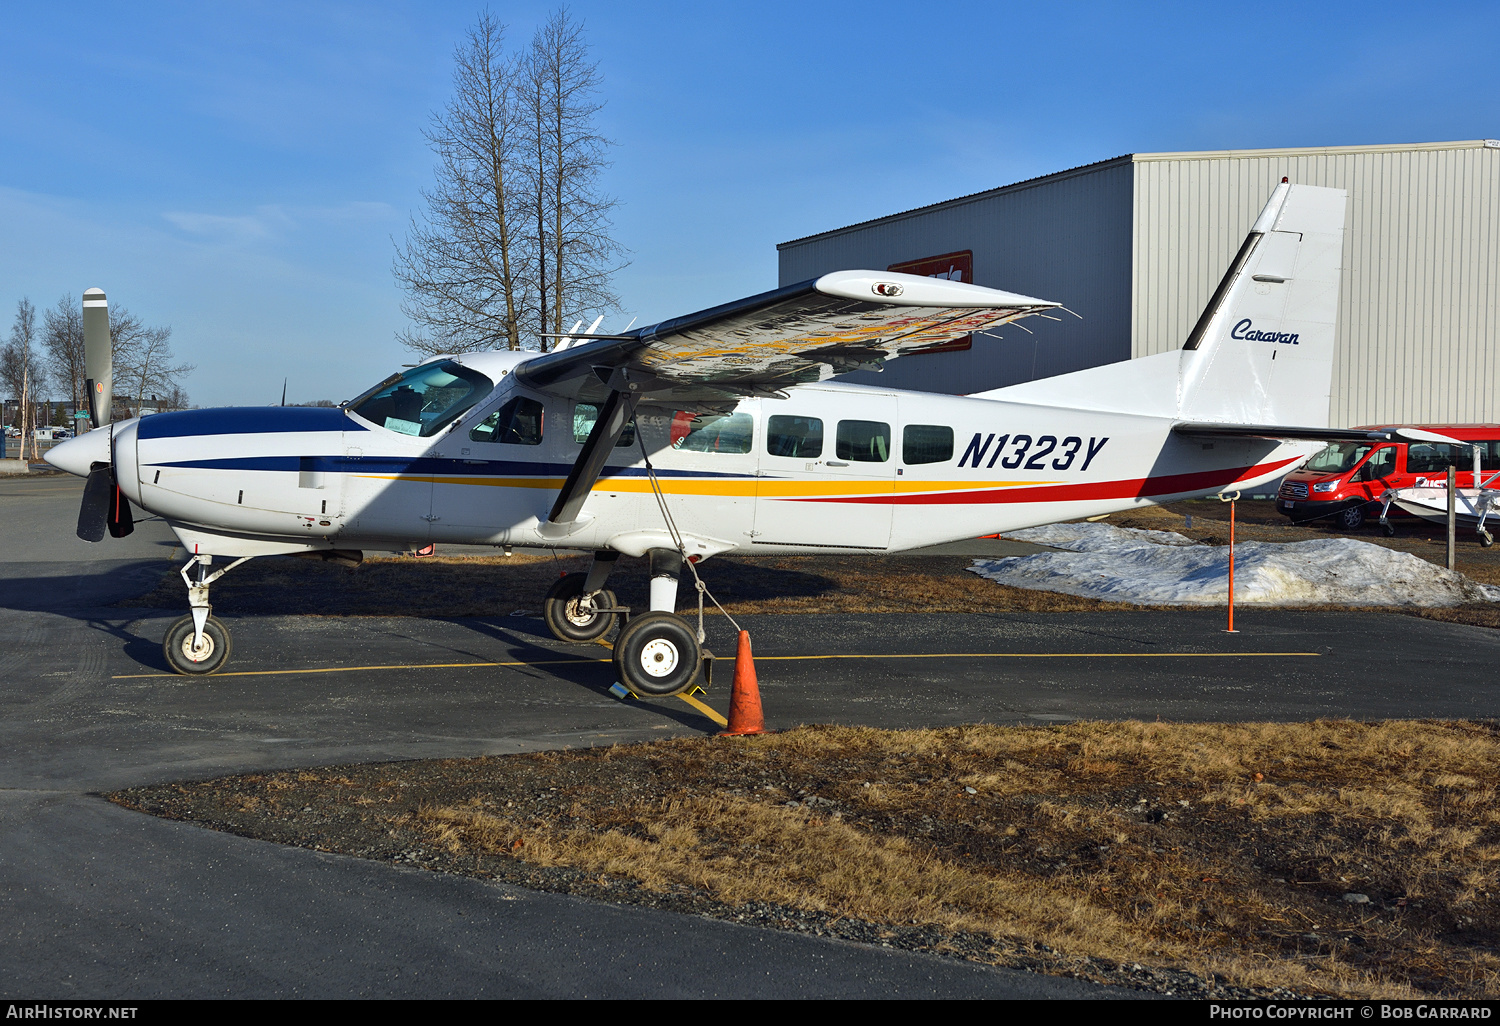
<box><xmin>353</xmin><ymin>475</ymin><xmax>1057</xmax><ymax>498</ymax></box>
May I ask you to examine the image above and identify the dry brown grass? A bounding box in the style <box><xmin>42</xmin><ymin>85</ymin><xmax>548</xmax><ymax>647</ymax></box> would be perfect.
<box><xmin>114</xmin><ymin>720</ymin><xmax>1500</xmax><ymax>998</ymax></box>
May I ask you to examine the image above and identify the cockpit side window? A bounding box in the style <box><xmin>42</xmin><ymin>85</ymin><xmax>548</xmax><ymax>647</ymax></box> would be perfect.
<box><xmin>471</xmin><ymin>396</ymin><xmax>545</xmax><ymax>445</ymax></box>
<box><xmin>348</xmin><ymin>361</ymin><xmax>494</xmax><ymax>438</ymax></box>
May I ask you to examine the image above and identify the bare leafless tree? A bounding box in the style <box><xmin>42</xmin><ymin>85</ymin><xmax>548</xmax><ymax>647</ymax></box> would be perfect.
<box><xmin>394</xmin><ymin>13</ymin><xmax>528</xmax><ymax>354</ymax></box>
<box><xmin>42</xmin><ymin>294</ymin><xmax>85</xmax><ymax>416</ymax></box>
<box><xmin>109</xmin><ymin>312</ymin><xmax>192</xmax><ymax>418</ymax></box>
<box><xmin>396</xmin><ymin>9</ymin><xmax>623</xmax><ymax>356</ymax></box>
<box><xmin>2</xmin><ymin>299</ymin><xmax>44</xmax><ymax>460</ymax></box>
<box><xmin>522</xmin><ymin>8</ymin><xmax>623</xmax><ymax>350</ymax></box>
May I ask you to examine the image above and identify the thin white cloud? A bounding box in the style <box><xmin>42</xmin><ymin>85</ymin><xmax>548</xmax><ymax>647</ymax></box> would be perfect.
<box><xmin>162</xmin><ymin>210</ymin><xmax>274</xmax><ymax>242</ymax></box>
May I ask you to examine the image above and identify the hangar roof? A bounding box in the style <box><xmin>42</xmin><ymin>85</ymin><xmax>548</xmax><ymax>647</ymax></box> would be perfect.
<box><xmin>776</xmin><ymin>154</ymin><xmax>1131</xmax><ymax>249</ymax></box>
<box><xmin>778</xmin><ymin>139</ymin><xmax>1499</xmax><ymax>250</ymax></box>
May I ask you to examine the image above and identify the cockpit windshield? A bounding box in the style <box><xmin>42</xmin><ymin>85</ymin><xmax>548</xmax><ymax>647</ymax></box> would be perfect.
<box><xmin>347</xmin><ymin>361</ymin><xmax>494</xmax><ymax>437</ymax></box>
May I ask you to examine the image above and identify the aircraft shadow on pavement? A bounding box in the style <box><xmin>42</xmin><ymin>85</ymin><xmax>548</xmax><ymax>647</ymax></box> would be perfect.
<box><xmin>0</xmin><ymin>559</ymin><xmax>173</xmax><ymax>614</ymax></box>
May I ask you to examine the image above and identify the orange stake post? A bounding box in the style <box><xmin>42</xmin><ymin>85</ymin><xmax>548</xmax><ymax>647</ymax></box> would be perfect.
<box><xmin>1220</xmin><ymin>490</ymin><xmax>1240</xmax><ymax>634</ymax></box>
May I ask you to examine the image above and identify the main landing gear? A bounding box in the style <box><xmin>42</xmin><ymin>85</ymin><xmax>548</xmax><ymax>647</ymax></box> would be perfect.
<box><xmin>162</xmin><ymin>553</ymin><xmax>251</xmax><ymax>675</ymax></box>
<box><xmin>542</xmin><ymin>548</ymin><xmax>709</xmax><ymax>697</ymax></box>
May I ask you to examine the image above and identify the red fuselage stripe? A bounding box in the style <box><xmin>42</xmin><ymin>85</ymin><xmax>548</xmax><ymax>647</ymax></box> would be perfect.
<box><xmin>790</xmin><ymin>457</ymin><xmax>1303</xmax><ymax>505</ymax></box>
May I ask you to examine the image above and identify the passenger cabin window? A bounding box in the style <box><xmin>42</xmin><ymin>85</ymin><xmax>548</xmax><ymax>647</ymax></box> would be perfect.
<box><xmin>348</xmin><ymin>360</ymin><xmax>493</xmax><ymax>438</ymax></box>
<box><xmin>470</xmin><ymin>396</ymin><xmax>544</xmax><ymax>445</ymax></box>
<box><xmin>837</xmin><ymin>420</ymin><xmax>891</xmax><ymax>462</ymax></box>
<box><xmin>903</xmin><ymin>424</ymin><xmax>953</xmax><ymax>465</ymax></box>
<box><xmin>766</xmin><ymin>416</ymin><xmax>823</xmax><ymax>458</ymax></box>
<box><xmin>671</xmin><ymin>412</ymin><xmax>753</xmax><ymax>454</ymax></box>
<box><xmin>573</xmin><ymin>403</ymin><xmax>636</xmax><ymax>447</ymax></box>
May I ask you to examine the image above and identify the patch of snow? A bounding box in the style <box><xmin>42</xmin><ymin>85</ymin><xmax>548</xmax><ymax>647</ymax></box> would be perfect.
<box><xmin>1010</xmin><ymin>523</ymin><xmax>1197</xmax><ymax>550</ymax></box>
<box><xmin>973</xmin><ymin>523</ymin><xmax>1500</xmax><ymax>607</ymax></box>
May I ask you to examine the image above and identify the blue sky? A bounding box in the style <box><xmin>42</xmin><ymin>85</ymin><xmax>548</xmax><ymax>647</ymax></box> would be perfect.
<box><xmin>2</xmin><ymin>1</ymin><xmax>1497</xmax><ymax>407</ymax></box>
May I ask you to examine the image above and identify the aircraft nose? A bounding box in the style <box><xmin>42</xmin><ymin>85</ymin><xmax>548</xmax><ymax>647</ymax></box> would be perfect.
<box><xmin>45</xmin><ymin>428</ymin><xmax>110</xmax><ymax>477</ymax></box>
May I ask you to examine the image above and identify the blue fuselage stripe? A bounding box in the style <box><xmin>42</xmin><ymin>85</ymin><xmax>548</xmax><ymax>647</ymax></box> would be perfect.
<box><xmin>149</xmin><ymin>455</ymin><xmax>738</xmax><ymax>479</ymax></box>
<box><xmin>138</xmin><ymin>407</ymin><xmax>365</xmax><ymax>439</ymax></box>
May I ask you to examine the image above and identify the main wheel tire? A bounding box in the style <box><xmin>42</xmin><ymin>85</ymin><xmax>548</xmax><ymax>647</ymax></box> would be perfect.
<box><xmin>612</xmin><ymin>611</ymin><xmax>702</xmax><ymax>697</ymax></box>
<box><xmin>1336</xmin><ymin>504</ymin><xmax>1366</xmax><ymax>531</ymax></box>
<box><xmin>543</xmin><ymin>572</ymin><xmax>619</xmax><ymax>643</ymax></box>
<box><xmin>163</xmin><ymin>614</ymin><xmax>232</xmax><ymax>675</ymax></box>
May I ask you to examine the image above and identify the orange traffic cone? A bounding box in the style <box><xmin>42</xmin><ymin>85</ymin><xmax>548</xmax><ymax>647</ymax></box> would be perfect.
<box><xmin>719</xmin><ymin>630</ymin><xmax>766</xmax><ymax>736</ymax></box>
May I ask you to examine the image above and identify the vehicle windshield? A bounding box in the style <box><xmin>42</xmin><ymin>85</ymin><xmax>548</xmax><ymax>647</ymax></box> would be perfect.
<box><xmin>348</xmin><ymin>361</ymin><xmax>494</xmax><ymax>437</ymax></box>
<box><xmin>1304</xmin><ymin>442</ymin><xmax>1372</xmax><ymax>475</ymax></box>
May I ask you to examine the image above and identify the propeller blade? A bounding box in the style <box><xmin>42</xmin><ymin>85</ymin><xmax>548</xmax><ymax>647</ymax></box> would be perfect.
<box><xmin>281</xmin><ymin>378</ymin><xmax>287</xmax><ymax>407</ymax></box>
<box><xmin>77</xmin><ymin>463</ymin><xmax>112</xmax><ymax>542</ymax></box>
<box><xmin>83</xmin><ymin>289</ymin><xmax>112</xmax><ymax>430</ymax></box>
<box><xmin>107</xmin><ymin>479</ymin><xmax>135</xmax><ymax>538</ymax></box>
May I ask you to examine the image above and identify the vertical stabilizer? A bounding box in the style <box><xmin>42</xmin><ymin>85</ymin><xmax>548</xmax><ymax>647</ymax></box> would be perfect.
<box><xmin>1177</xmin><ymin>182</ymin><xmax>1347</xmax><ymax>426</ymax></box>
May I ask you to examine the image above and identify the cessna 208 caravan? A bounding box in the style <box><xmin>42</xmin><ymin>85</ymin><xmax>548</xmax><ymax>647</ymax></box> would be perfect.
<box><xmin>50</xmin><ymin>181</ymin><xmax>1378</xmax><ymax>694</ymax></box>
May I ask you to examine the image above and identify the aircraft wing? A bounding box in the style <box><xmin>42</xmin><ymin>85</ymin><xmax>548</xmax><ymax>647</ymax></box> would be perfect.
<box><xmin>514</xmin><ymin>270</ymin><xmax>1059</xmax><ymax>405</ymax></box>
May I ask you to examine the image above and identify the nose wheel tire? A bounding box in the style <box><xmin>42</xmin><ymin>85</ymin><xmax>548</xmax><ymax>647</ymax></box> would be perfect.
<box><xmin>163</xmin><ymin>615</ymin><xmax>232</xmax><ymax>675</ymax></box>
<box><xmin>543</xmin><ymin>573</ymin><xmax>619</xmax><ymax>643</ymax></box>
<box><xmin>612</xmin><ymin>612</ymin><xmax>702</xmax><ymax>697</ymax></box>
<box><xmin>1481</xmin><ymin>530</ymin><xmax>1495</xmax><ymax>548</ymax></box>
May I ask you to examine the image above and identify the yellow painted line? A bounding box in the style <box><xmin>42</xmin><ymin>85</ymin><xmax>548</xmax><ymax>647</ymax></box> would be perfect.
<box><xmin>112</xmin><ymin>657</ymin><xmax>608</xmax><ymax>679</ymax></box>
<box><xmin>112</xmin><ymin>649</ymin><xmax>1318</xmax><ymax>680</ymax></box>
<box><xmin>677</xmin><ymin>692</ymin><xmax>728</xmax><ymax>727</ymax></box>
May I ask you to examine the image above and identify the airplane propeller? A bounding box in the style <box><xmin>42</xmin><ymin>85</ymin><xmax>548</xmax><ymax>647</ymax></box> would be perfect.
<box><xmin>74</xmin><ymin>288</ymin><xmax>133</xmax><ymax>542</ymax></box>
<box><xmin>84</xmin><ymin>288</ymin><xmax>111</xmax><ymax>431</ymax></box>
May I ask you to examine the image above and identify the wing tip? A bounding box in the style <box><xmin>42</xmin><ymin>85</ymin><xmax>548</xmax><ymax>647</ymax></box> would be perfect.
<box><xmin>814</xmin><ymin>270</ymin><xmax>1057</xmax><ymax>309</ymax></box>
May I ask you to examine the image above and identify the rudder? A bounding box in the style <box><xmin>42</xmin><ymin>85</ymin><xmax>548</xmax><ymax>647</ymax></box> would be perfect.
<box><xmin>1177</xmin><ymin>181</ymin><xmax>1348</xmax><ymax>427</ymax></box>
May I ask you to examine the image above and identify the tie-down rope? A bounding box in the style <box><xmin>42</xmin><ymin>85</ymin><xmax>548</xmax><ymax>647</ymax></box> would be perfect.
<box><xmin>636</xmin><ymin>423</ymin><xmax>744</xmax><ymax>641</ymax></box>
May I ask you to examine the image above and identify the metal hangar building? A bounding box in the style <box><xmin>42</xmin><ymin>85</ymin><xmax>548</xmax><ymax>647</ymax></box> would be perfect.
<box><xmin>776</xmin><ymin>140</ymin><xmax>1500</xmax><ymax>429</ymax></box>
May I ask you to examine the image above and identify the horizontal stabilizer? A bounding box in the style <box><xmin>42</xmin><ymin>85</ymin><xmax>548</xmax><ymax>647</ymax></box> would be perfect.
<box><xmin>1174</xmin><ymin>423</ymin><xmax>1473</xmax><ymax>445</ymax></box>
<box><xmin>1173</xmin><ymin>423</ymin><xmax>1398</xmax><ymax>443</ymax></box>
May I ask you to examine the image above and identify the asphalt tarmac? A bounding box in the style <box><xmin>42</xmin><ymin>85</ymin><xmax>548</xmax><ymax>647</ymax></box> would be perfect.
<box><xmin>6</xmin><ymin>473</ymin><xmax>1500</xmax><ymax>999</ymax></box>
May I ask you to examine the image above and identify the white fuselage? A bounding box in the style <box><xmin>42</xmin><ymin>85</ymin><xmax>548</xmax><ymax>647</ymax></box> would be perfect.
<box><xmin>82</xmin><ymin>349</ymin><xmax>1311</xmax><ymax>561</ymax></box>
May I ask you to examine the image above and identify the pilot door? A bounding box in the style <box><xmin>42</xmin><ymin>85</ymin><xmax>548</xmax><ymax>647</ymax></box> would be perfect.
<box><xmin>341</xmin><ymin>439</ymin><xmax>433</xmax><ymax>545</ymax></box>
<box><xmin>752</xmin><ymin>396</ymin><xmax>896</xmax><ymax>551</ymax></box>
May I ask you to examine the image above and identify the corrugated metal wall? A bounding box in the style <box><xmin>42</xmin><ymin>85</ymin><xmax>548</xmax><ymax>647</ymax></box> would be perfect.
<box><xmin>1133</xmin><ymin>141</ymin><xmax>1500</xmax><ymax>426</ymax></box>
<box><xmin>777</xmin><ymin>158</ymin><xmax>1135</xmax><ymax>394</ymax></box>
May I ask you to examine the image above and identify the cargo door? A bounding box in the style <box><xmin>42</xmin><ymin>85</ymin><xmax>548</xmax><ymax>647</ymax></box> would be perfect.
<box><xmin>753</xmin><ymin>396</ymin><xmax>896</xmax><ymax>551</ymax></box>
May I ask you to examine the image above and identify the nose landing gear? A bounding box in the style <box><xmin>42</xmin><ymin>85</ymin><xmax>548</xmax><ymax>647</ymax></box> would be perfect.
<box><xmin>162</xmin><ymin>553</ymin><xmax>252</xmax><ymax>675</ymax></box>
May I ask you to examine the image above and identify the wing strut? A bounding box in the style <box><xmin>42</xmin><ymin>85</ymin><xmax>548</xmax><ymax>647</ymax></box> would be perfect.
<box><xmin>546</xmin><ymin>388</ymin><xmax>641</xmax><ymax>528</ymax></box>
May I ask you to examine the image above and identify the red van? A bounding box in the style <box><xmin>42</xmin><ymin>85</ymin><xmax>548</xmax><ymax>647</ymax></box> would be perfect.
<box><xmin>1277</xmin><ymin>425</ymin><xmax>1500</xmax><ymax>530</ymax></box>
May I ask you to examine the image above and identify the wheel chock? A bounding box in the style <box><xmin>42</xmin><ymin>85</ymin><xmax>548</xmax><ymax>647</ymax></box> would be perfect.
<box><xmin>608</xmin><ymin>681</ymin><xmax>634</xmax><ymax>699</ymax></box>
